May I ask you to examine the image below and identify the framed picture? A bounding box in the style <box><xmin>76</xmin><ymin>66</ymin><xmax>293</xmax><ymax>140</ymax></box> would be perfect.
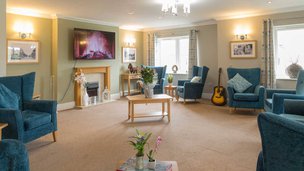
<box><xmin>230</xmin><ymin>40</ymin><xmax>257</xmax><ymax>59</ymax></box>
<box><xmin>122</xmin><ymin>47</ymin><xmax>136</xmax><ymax>63</ymax></box>
<box><xmin>7</xmin><ymin>40</ymin><xmax>39</xmax><ymax>64</ymax></box>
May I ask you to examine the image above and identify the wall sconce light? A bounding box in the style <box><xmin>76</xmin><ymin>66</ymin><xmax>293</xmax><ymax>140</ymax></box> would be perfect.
<box><xmin>13</xmin><ymin>22</ymin><xmax>33</xmax><ymax>39</ymax></box>
<box><xmin>235</xmin><ymin>34</ymin><xmax>248</xmax><ymax>40</ymax></box>
<box><xmin>124</xmin><ymin>37</ymin><xmax>136</xmax><ymax>47</ymax></box>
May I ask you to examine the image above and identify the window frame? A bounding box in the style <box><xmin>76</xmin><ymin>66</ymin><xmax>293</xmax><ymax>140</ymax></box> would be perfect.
<box><xmin>274</xmin><ymin>24</ymin><xmax>304</xmax><ymax>80</ymax></box>
<box><xmin>155</xmin><ymin>35</ymin><xmax>189</xmax><ymax>74</ymax></box>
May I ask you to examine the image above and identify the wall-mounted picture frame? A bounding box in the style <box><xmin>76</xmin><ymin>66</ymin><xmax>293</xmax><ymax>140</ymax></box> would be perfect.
<box><xmin>122</xmin><ymin>47</ymin><xmax>136</xmax><ymax>63</ymax></box>
<box><xmin>230</xmin><ymin>40</ymin><xmax>257</xmax><ymax>59</ymax></box>
<box><xmin>7</xmin><ymin>39</ymin><xmax>39</xmax><ymax>64</ymax></box>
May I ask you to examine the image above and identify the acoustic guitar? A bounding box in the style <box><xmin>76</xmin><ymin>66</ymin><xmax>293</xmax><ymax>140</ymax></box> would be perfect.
<box><xmin>211</xmin><ymin>68</ymin><xmax>227</xmax><ymax>106</ymax></box>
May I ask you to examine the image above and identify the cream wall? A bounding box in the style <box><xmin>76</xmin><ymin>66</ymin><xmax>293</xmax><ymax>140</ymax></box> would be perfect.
<box><xmin>217</xmin><ymin>10</ymin><xmax>304</xmax><ymax>89</ymax></box>
<box><xmin>6</xmin><ymin>14</ymin><xmax>53</xmax><ymax>99</ymax></box>
<box><xmin>0</xmin><ymin>0</ymin><xmax>6</xmax><ymax>76</ymax></box>
<box><xmin>144</xmin><ymin>24</ymin><xmax>218</xmax><ymax>94</ymax></box>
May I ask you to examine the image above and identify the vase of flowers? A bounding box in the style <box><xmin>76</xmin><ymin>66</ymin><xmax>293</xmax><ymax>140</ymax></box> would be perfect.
<box><xmin>74</xmin><ymin>71</ymin><xmax>89</xmax><ymax>106</ymax></box>
<box><xmin>147</xmin><ymin>136</ymin><xmax>162</xmax><ymax>170</ymax></box>
<box><xmin>129</xmin><ymin>129</ymin><xmax>152</xmax><ymax>170</ymax></box>
<box><xmin>167</xmin><ymin>74</ymin><xmax>173</xmax><ymax>87</ymax></box>
<box><xmin>138</xmin><ymin>67</ymin><xmax>158</xmax><ymax>98</ymax></box>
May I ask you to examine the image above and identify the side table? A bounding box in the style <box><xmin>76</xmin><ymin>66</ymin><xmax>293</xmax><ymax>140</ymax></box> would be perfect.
<box><xmin>164</xmin><ymin>85</ymin><xmax>179</xmax><ymax>101</ymax></box>
<box><xmin>121</xmin><ymin>73</ymin><xmax>142</xmax><ymax>96</ymax></box>
<box><xmin>0</xmin><ymin>123</ymin><xmax>8</xmax><ymax>141</ymax></box>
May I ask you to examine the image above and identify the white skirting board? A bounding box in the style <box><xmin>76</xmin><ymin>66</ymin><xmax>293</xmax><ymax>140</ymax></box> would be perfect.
<box><xmin>57</xmin><ymin>93</ymin><xmax>121</xmax><ymax>111</ymax></box>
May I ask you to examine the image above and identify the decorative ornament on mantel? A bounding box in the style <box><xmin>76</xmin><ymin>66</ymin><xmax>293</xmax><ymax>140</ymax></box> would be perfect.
<box><xmin>161</xmin><ymin>0</ymin><xmax>191</xmax><ymax>16</ymax></box>
<box><xmin>286</xmin><ymin>58</ymin><xmax>303</xmax><ymax>79</ymax></box>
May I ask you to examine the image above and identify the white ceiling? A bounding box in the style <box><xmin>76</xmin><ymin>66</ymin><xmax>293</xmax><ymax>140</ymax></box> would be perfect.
<box><xmin>6</xmin><ymin>0</ymin><xmax>304</xmax><ymax>30</ymax></box>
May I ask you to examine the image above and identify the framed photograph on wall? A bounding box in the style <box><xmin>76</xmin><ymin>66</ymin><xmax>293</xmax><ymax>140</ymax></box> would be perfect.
<box><xmin>122</xmin><ymin>47</ymin><xmax>136</xmax><ymax>63</ymax></box>
<box><xmin>7</xmin><ymin>39</ymin><xmax>39</xmax><ymax>64</ymax></box>
<box><xmin>230</xmin><ymin>40</ymin><xmax>257</xmax><ymax>59</ymax></box>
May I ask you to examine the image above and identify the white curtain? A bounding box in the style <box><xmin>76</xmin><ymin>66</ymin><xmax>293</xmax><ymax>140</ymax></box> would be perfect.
<box><xmin>188</xmin><ymin>30</ymin><xmax>198</xmax><ymax>78</ymax></box>
<box><xmin>144</xmin><ymin>32</ymin><xmax>156</xmax><ymax>66</ymax></box>
<box><xmin>261</xmin><ymin>19</ymin><xmax>276</xmax><ymax>88</ymax></box>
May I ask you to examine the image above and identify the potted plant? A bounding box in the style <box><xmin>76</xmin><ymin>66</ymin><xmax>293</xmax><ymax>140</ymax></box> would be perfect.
<box><xmin>138</xmin><ymin>67</ymin><xmax>158</xmax><ymax>98</ymax></box>
<box><xmin>146</xmin><ymin>136</ymin><xmax>162</xmax><ymax>170</ymax></box>
<box><xmin>167</xmin><ymin>74</ymin><xmax>173</xmax><ymax>86</ymax></box>
<box><xmin>129</xmin><ymin>129</ymin><xmax>152</xmax><ymax>169</ymax></box>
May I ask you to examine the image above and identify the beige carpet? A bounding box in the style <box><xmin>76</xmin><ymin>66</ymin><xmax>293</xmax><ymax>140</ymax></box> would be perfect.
<box><xmin>27</xmin><ymin>98</ymin><xmax>261</xmax><ymax>171</ymax></box>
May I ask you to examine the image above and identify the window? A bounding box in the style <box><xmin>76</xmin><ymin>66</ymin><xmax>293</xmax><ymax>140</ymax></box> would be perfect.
<box><xmin>155</xmin><ymin>36</ymin><xmax>189</xmax><ymax>74</ymax></box>
<box><xmin>274</xmin><ymin>25</ymin><xmax>304</xmax><ymax>79</ymax></box>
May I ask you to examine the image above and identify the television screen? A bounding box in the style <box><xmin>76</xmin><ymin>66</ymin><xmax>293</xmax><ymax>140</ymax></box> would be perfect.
<box><xmin>74</xmin><ymin>28</ymin><xmax>115</xmax><ymax>60</ymax></box>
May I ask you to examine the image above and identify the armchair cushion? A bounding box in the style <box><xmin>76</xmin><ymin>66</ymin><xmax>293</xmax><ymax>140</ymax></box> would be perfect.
<box><xmin>23</xmin><ymin>110</ymin><xmax>52</xmax><ymax>130</ymax></box>
<box><xmin>190</xmin><ymin>76</ymin><xmax>201</xmax><ymax>83</ymax></box>
<box><xmin>234</xmin><ymin>93</ymin><xmax>259</xmax><ymax>101</ymax></box>
<box><xmin>0</xmin><ymin>84</ymin><xmax>19</xmax><ymax>110</ymax></box>
<box><xmin>228</xmin><ymin>73</ymin><xmax>252</xmax><ymax>93</ymax></box>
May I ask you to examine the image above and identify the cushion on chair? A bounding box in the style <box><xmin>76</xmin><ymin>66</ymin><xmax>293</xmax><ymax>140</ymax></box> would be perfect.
<box><xmin>228</xmin><ymin>73</ymin><xmax>252</xmax><ymax>93</ymax></box>
<box><xmin>0</xmin><ymin>83</ymin><xmax>19</xmax><ymax>109</ymax></box>
<box><xmin>177</xmin><ymin>86</ymin><xmax>184</xmax><ymax>93</ymax></box>
<box><xmin>280</xmin><ymin>114</ymin><xmax>304</xmax><ymax>123</ymax></box>
<box><xmin>190</xmin><ymin>76</ymin><xmax>201</xmax><ymax>83</ymax></box>
<box><xmin>22</xmin><ymin>110</ymin><xmax>52</xmax><ymax>130</ymax></box>
<box><xmin>265</xmin><ymin>99</ymin><xmax>273</xmax><ymax>108</ymax></box>
<box><xmin>234</xmin><ymin>93</ymin><xmax>259</xmax><ymax>101</ymax></box>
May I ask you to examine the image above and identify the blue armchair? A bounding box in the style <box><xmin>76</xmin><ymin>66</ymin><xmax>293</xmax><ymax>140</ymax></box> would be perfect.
<box><xmin>279</xmin><ymin>99</ymin><xmax>304</xmax><ymax>123</ymax></box>
<box><xmin>0</xmin><ymin>72</ymin><xmax>57</xmax><ymax>143</ymax></box>
<box><xmin>177</xmin><ymin>66</ymin><xmax>209</xmax><ymax>102</ymax></box>
<box><xmin>265</xmin><ymin>70</ymin><xmax>304</xmax><ymax>114</ymax></box>
<box><xmin>227</xmin><ymin>68</ymin><xmax>265</xmax><ymax>110</ymax></box>
<box><xmin>142</xmin><ymin>65</ymin><xmax>167</xmax><ymax>94</ymax></box>
<box><xmin>257</xmin><ymin>112</ymin><xmax>304</xmax><ymax>171</ymax></box>
<box><xmin>0</xmin><ymin>139</ymin><xmax>29</xmax><ymax>171</ymax></box>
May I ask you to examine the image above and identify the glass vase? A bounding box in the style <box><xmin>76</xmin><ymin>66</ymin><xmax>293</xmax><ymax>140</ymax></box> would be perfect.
<box><xmin>135</xmin><ymin>156</ymin><xmax>144</xmax><ymax>170</ymax></box>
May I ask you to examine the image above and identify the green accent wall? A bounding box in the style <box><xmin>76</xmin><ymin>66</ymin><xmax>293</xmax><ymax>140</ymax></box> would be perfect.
<box><xmin>54</xmin><ymin>18</ymin><xmax>143</xmax><ymax>103</ymax></box>
<box><xmin>6</xmin><ymin>13</ymin><xmax>53</xmax><ymax>99</ymax></box>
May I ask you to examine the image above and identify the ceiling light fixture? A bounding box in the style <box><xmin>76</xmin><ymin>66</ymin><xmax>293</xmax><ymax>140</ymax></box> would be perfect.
<box><xmin>161</xmin><ymin>0</ymin><xmax>191</xmax><ymax>16</ymax></box>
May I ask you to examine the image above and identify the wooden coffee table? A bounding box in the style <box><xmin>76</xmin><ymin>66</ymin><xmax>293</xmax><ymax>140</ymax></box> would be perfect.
<box><xmin>0</xmin><ymin>123</ymin><xmax>8</xmax><ymax>141</ymax></box>
<box><xmin>126</xmin><ymin>94</ymin><xmax>172</xmax><ymax>122</ymax></box>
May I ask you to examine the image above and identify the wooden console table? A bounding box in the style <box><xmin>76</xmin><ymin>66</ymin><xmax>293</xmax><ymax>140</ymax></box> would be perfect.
<box><xmin>0</xmin><ymin>123</ymin><xmax>8</xmax><ymax>141</ymax></box>
<box><xmin>126</xmin><ymin>94</ymin><xmax>172</xmax><ymax>122</ymax></box>
<box><xmin>121</xmin><ymin>73</ymin><xmax>141</xmax><ymax>96</ymax></box>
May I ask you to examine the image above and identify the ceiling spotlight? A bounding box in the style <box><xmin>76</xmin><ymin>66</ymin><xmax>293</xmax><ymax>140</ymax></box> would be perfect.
<box><xmin>268</xmin><ymin>1</ymin><xmax>272</xmax><ymax>4</ymax></box>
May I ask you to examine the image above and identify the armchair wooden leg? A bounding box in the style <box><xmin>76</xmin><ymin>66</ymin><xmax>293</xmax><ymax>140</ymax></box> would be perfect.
<box><xmin>229</xmin><ymin>108</ymin><xmax>233</xmax><ymax>113</ymax></box>
<box><xmin>183</xmin><ymin>99</ymin><xmax>186</xmax><ymax>104</ymax></box>
<box><xmin>52</xmin><ymin>131</ymin><xmax>57</xmax><ymax>142</ymax></box>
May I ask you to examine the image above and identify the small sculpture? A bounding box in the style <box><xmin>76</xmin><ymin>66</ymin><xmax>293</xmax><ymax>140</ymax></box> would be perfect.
<box><xmin>128</xmin><ymin>63</ymin><xmax>138</xmax><ymax>74</ymax></box>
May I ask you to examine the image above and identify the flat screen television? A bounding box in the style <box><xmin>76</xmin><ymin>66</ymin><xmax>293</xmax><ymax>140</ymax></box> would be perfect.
<box><xmin>74</xmin><ymin>28</ymin><xmax>115</xmax><ymax>60</ymax></box>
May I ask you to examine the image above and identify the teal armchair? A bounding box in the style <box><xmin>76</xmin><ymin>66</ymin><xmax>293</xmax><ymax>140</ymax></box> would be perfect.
<box><xmin>177</xmin><ymin>66</ymin><xmax>209</xmax><ymax>102</ymax></box>
<box><xmin>227</xmin><ymin>68</ymin><xmax>265</xmax><ymax>110</ymax></box>
<box><xmin>0</xmin><ymin>73</ymin><xmax>57</xmax><ymax>143</ymax></box>
<box><xmin>0</xmin><ymin>139</ymin><xmax>29</xmax><ymax>171</ymax></box>
<box><xmin>257</xmin><ymin>112</ymin><xmax>304</xmax><ymax>171</ymax></box>
<box><xmin>265</xmin><ymin>70</ymin><xmax>304</xmax><ymax>114</ymax></box>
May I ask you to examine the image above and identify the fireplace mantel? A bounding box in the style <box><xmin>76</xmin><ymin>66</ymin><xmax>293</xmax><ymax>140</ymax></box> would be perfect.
<box><xmin>74</xmin><ymin>66</ymin><xmax>110</xmax><ymax>107</ymax></box>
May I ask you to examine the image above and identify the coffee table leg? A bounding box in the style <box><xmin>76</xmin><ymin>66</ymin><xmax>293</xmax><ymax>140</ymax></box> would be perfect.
<box><xmin>131</xmin><ymin>102</ymin><xmax>134</xmax><ymax>122</ymax></box>
<box><xmin>162</xmin><ymin>102</ymin><xmax>165</xmax><ymax>118</ymax></box>
<box><xmin>167</xmin><ymin>100</ymin><xmax>171</xmax><ymax>122</ymax></box>
<box><xmin>128</xmin><ymin>101</ymin><xmax>130</xmax><ymax>120</ymax></box>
